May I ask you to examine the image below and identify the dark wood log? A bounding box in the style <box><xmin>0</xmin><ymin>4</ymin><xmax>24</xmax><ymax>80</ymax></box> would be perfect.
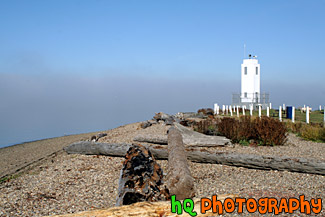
<box><xmin>64</xmin><ymin>142</ymin><xmax>325</xmax><ymax>175</ymax></box>
<box><xmin>116</xmin><ymin>144</ymin><xmax>169</xmax><ymax>206</ymax></box>
<box><xmin>166</xmin><ymin>127</ymin><xmax>195</xmax><ymax>200</ymax></box>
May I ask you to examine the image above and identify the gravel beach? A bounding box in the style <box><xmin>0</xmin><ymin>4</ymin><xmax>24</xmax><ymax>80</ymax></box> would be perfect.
<box><xmin>0</xmin><ymin>122</ymin><xmax>324</xmax><ymax>216</ymax></box>
<box><xmin>0</xmin><ymin>132</ymin><xmax>105</xmax><ymax>179</ymax></box>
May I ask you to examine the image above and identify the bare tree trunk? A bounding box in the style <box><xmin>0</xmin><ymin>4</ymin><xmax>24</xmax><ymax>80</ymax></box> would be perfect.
<box><xmin>174</xmin><ymin>123</ymin><xmax>232</xmax><ymax>147</ymax></box>
<box><xmin>64</xmin><ymin>142</ymin><xmax>168</xmax><ymax>159</ymax></box>
<box><xmin>133</xmin><ymin>123</ymin><xmax>232</xmax><ymax>147</ymax></box>
<box><xmin>166</xmin><ymin>127</ymin><xmax>195</xmax><ymax>200</ymax></box>
<box><xmin>64</xmin><ymin>142</ymin><xmax>325</xmax><ymax>175</ymax></box>
<box><xmin>133</xmin><ymin>134</ymin><xmax>168</xmax><ymax>145</ymax></box>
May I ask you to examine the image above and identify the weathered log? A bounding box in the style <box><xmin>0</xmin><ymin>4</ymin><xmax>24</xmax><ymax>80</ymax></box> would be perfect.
<box><xmin>64</xmin><ymin>142</ymin><xmax>168</xmax><ymax>159</ymax></box>
<box><xmin>153</xmin><ymin>112</ymin><xmax>175</xmax><ymax>125</ymax></box>
<box><xmin>89</xmin><ymin>133</ymin><xmax>107</xmax><ymax>142</ymax></box>
<box><xmin>167</xmin><ymin>127</ymin><xmax>195</xmax><ymax>199</ymax></box>
<box><xmin>64</xmin><ymin>142</ymin><xmax>325</xmax><ymax>175</ymax></box>
<box><xmin>97</xmin><ymin>133</ymin><xmax>107</xmax><ymax>139</ymax></box>
<box><xmin>116</xmin><ymin>144</ymin><xmax>169</xmax><ymax>206</ymax></box>
<box><xmin>139</xmin><ymin>121</ymin><xmax>152</xmax><ymax>129</ymax></box>
<box><xmin>187</xmin><ymin>151</ymin><xmax>325</xmax><ymax>175</ymax></box>
<box><xmin>133</xmin><ymin>134</ymin><xmax>168</xmax><ymax>145</ymax></box>
<box><xmin>133</xmin><ymin>124</ymin><xmax>232</xmax><ymax>147</ymax></box>
<box><xmin>174</xmin><ymin>123</ymin><xmax>233</xmax><ymax>147</ymax></box>
<box><xmin>133</xmin><ymin>134</ymin><xmax>231</xmax><ymax>147</ymax></box>
<box><xmin>49</xmin><ymin>194</ymin><xmax>238</xmax><ymax>217</ymax></box>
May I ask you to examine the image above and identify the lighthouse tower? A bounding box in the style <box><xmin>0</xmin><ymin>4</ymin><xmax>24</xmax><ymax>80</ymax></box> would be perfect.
<box><xmin>241</xmin><ymin>55</ymin><xmax>260</xmax><ymax>104</ymax></box>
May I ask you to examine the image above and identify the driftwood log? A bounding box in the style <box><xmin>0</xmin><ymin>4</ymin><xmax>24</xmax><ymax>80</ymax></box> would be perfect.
<box><xmin>89</xmin><ymin>133</ymin><xmax>107</xmax><ymax>142</ymax></box>
<box><xmin>166</xmin><ymin>127</ymin><xmax>195</xmax><ymax>199</ymax></box>
<box><xmin>64</xmin><ymin>142</ymin><xmax>168</xmax><ymax>159</ymax></box>
<box><xmin>133</xmin><ymin>134</ymin><xmax>168</xmax><ymax>145</ymax></box>
<box><xmin>64</xmin><ymin>142</ymin><xmax>325</xmax><ymax>175</ymax></box>
<box><xmin>174</xmin><ymin>123</ymin><xmax>232</xmax><ymax>147</ymax></box>
<box><xmin>49</xmin><ymin>194</ymin><xmax>238</xmax><ymax>217</ymax></box>
<box><xmin>133</xmin><ymin>123</ymin><xmax>232</xmax><ymax>147</ymax></box>
<box><xmin>153</xmin><ymin>112</ymin><xmax>176</xmax><ymax>125</ymax></box>
<box><xmin>116</xmin><ymin>144</ymin><xmax>170</xmax><ymax>206</ymax></box>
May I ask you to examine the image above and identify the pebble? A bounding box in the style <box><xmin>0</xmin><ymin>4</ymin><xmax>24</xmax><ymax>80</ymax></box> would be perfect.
<box><xmin>0</xmin><ymin>122</ymin><xmax>324</xmax><ymax>216</ymax></box>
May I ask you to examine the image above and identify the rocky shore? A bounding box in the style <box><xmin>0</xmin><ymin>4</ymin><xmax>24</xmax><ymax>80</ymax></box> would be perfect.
<box><xmin>0</xmin><ymin>121</ymin><xmax>324</xmax><ymax>216</ymax></box>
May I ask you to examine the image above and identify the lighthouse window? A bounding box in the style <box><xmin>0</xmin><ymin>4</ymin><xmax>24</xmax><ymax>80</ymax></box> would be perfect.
<box><xmin>244</xmin><ymin>67</ymin><xmax>247</xmax><ymax>75</ymax></box>
<box><xmin>256</xmin><ymin>67</ymin><xmax>258</xmax><ymax>75</ymax></box>
<box><xmin>244</xmin><ymin>92</ymin><xmax>247</xmax><ymax>97</ymax></box>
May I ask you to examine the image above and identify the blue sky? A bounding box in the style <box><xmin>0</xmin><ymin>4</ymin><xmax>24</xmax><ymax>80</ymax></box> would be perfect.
<box><xmin>0</xmin><ymin>0</ymin><xmax>324</xmax><ymax>147</ymax></box>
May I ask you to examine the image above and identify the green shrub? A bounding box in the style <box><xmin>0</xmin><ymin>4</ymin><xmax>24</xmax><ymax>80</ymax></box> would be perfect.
<box><xmin>319</xmin><ymin>128</ymin><xmax>325</xmax><ymax>142</ymax></box>
<box><xmin>239</xmin><ymin>140</ymin><xmax>250</xmax><ymax>146</ymax></box>
<box><xmin>286</xmin><ymin>122</ymin><xmax>303</xmax><ymax>134</ymax></box>
<box><xmin>310</xmin><ymin>122</ymin><xmax>323</xmax><ymax>128</ymax></box>
<box><xmin>299</xmin><ymin>125</ymin><xmax>322</xmax><ymax>141</ymax></box>
<box><xmin>286</xmin><ymin>122</ymin><xmax>325</xmax><ymax>142</ymax></box>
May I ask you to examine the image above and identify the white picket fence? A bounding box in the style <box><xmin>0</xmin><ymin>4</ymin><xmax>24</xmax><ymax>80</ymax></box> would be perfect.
<box><xmin>213</xmin><ymin>103</ymin><xmax>324</xmax><ymax>125</ymax></box>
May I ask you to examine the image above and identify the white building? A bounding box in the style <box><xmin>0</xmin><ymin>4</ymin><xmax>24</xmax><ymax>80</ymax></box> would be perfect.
<box><xmin>232</xmin><ymin>54</ymin><xmax>269</xmax><ymax>109</ymax></box>
<box><xmin>241</xmin><ymin>55</ymin><xmax>260</xmax><ymax>103</ymax></box>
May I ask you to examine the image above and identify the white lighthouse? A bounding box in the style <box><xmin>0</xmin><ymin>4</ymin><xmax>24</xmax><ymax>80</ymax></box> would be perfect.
<box><xmin>230</xmin><ymin>54</ymin><xmax>269</xmax><ymax>110</ymax></box>
<box><xmin>241</xmin><ymin>55</ymin><xmax>260</xmax><ymax>104</ymax></box>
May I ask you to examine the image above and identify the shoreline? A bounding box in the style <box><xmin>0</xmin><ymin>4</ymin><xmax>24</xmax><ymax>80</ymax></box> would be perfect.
<box><xmin>0</xmin><ymin>130</ymin><xmax>109</xmax><ymax>150</ymax></box>
<box><xmin>0</xmin><ymin>129</ymin><xmax>109</xmax><ymax>179</ymax></box>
